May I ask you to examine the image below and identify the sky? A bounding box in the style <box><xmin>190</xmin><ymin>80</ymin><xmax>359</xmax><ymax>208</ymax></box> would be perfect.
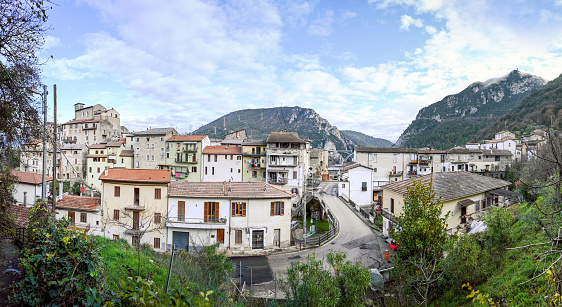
<box><xmin>41</xmin><ymin>0</ymin><xmax>562</xmax><ymax>142</ymax></box>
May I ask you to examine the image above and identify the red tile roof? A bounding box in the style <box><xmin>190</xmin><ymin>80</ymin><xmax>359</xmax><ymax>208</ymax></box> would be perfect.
<box><xmin>10</xmin><ymin>205</ymin><xmax>30</xmax><ymax>227</ymax></box>
<box><xmin>63</xmin><ymin>119</ymin><xmax>103</xmax><ymax>125</ymax></box>
<box><xmin>169</xmin><ymin>181</ymin><xmax>293</xmax><ymax>199</ymax></box>
<box><xmin>203</xmin><ymin>145</ymin><xmax>242</xmax><ymax>155</ymax></box>
<box><xmin>167</xmin><ymin>135</ymin><xmax>207</xmax><ymax>142</ymax></box>
<box><xmin>119</xmin><ymin>150</ymin><xmax>134</xmax><ymax>157</ymax></box>
<box><xmin>89</xmin><ymin>144</ymin><xmax>106</xmax><ymax>149</ymax></box>
<box><xmin>56</xmin><ymin>195</ymin><xmax>100</xmax><ymax>212</ymax></box>
<box><xmin>11</xmin><ymin>171</ymin><xmax>53</xmax><ymax>185</ymax></box>
<box><xmin>100</xmin><ymin>168</ymin><xmax>171</xmax><ymax>183</ymax></box>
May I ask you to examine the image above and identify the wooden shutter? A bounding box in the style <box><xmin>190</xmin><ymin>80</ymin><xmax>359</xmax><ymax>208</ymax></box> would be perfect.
<box><xmin>113</xmin><ymin>209</ymin><xmax>119</xmax><ymax>220</ymax></box>
<box><xmin>133</xmin><ymin>211</ymin><xmax>139</xmax><ymax>230</ymax></box>
<box><xmin>114</xmin><ymin>186</ymin><xmax>120</xmax><ymax>197</ymax></box>
<box><xmin>271</xmin><ymin>202</ymin><xmax>274</xmax><ymax>216</ymax></box>
<box><xmin>242</xmin><ymin>202</ymin><xmax>246</xmax><ymax>217</ymax></box>
<box><xmin>214</xmin><ymin>202</ymin><xmax>219</xmax><ymax>222</ymax></box>
<box><xmin>232</xmin><ymin>202</ymin><xmax>236</xmax><ymax>216</ymax></box>
<box><xmin>178</xmin><ymin>201</ymin><xmax>185</xmax><ymax>221</ymax></box>
<box><xmin>80</xmin><ymin>212</ymin><xmax>87</xmax><ymax>223</ymax></box>
<box><xmin>204</xmin><ymin>202</ymin><xmax>209</xmax><ymax>222</ymax></box>
<box><xmin>154</xmin><ymin>238</ymin><xmax>160</xmax><ymax>249</ymax></box>
<box><xmin>155</xmin><ymin>188</ymin><xmax>161</xmax><ymax>199</ymax></box>
<box><xmin>154</xmin><ymin>213</ymin><xmax>161</xmax><ymax>224</ymax></box>
<box><xmin>391</xmin><ymin>198</ymin><xmax>395</xmax><ymax>214</ymax></box>
<box><xmin>280</xmin><ymin>202</ymin><xmax>284</xmax><ymax>215</ymax></box>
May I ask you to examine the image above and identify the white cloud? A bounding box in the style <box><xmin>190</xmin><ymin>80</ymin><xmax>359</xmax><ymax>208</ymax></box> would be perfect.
<box><xmin>308</xmin><ymin>9</ymin><xmax>335</xmax><ymax>36</ymax></box>
<box><xmin>43</xmin><ymin>35</ymin><xmax>62</xmax><ymax>50</ymax></box>
<box><xmin>400</xmin><ymin>14</ymin><xmax>423</xmax><ymax>30</ymax></box>
<box><xmin>340</xmin><ymin>10</ymin><xmax>358</xmax><ymax>23</ymax></box>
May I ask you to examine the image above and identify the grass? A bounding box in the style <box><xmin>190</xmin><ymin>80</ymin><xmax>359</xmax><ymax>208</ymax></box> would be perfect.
<box><xmin>294</xmin><ymin>217</ymin><xmax>330</xmax><ymax>233</ymax></box>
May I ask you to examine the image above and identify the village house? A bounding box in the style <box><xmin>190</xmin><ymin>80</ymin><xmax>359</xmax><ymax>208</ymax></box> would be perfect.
<box><xmin>131</xmin><ymin>128</ymin><xmax>178</xmax><ymax>169</ymax></box>
<box><xmin>201</xmin><ymin>145</ymin><xmax>243</xmax><ymax>181</ymax></box>
<box><xmin>86</xmin><ymin>141</ymin><xmax>134</xmax><ymax>192</ymax></box>
<box><xmin>338</xmin><ymin>164</ymin><xmax>375</xmax><ymax>207</ymax></box>
<box><xmin>55</xmin><ymin>195</ymin><xmax>102</xmax><ymax>235</ymax></box>
<box><xmin>241</xmin><ymin>140</ymin><xmax>267</xmax><ymax>182</ymax></box>
<box><xmin>167</xmin><ymin>181</ymin><xmax>293</xmax><ymax>252</ymax></box>
<box><xmin>11</xmin><ymin>171</ymin><xmax>52</xmax><ymax>206</ymax></box>
<box><xmin>381</xmin><ymin>172</ymin><xmax>513</xmax><ymax>236</ymax></box>
<box><xmin>100</xmin><ymin>168</ymin><xmax>171</xmax><ymax>250</ymax></box>
<box><xmin>59</xmin><ymin>144</ymin><xmax>87</xmax><ymax>184</ymax></box>
<box><xmin>60</xmin><ymin>103</ymin><xmax>124</xmax><ymax>147</ymax></box>
<box><xmin>160</xmin><ymin>135</ymin><xmax>210</xmax><ymax>182</ymax></box>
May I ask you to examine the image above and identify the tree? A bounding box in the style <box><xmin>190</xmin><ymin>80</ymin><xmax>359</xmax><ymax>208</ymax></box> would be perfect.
<box><xmin>391</xmin><ymin>180</ymin><xmax>449</xmax><ymax>307</ymax></box>
<box><xmin>0</xmin><ymin>0</ymin><xmax>51</xmax><ymax>231</ymax></box>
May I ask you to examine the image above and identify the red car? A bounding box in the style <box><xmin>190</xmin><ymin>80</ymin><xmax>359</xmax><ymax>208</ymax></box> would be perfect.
<box><xmin>389</xmin><ymin>240</ymin><xmax>399</xmax><ymax>251</ymax></box>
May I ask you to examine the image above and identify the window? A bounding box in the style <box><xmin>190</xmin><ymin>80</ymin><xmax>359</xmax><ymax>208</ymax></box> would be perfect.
<box><xmin>235</xmin><ymin>230</ymin><xmax>242</xmax><ymax>244</ymax></box>
<box><xmin>112</xmin><ymin>234</ymin><xmax>119</xmax><ymax>240</ymax></box>
<box><xmin>362</xmin><ymin>182</ymin><xmax>367</xmax><ymax>191</ymax></box>
<box><xmin>80</xmin><ymin>212</ymin><xmax>87</xmax><ymax>223</ymax></box>
<box><xmin>237</xmin><ymin>156</ymin><xmax>241</xmax><ymax>160</ymax></box>
<box><xmin>97</xmin><ymin>167</ymin><xmax>100</xmax><ymax>173</ymax></box>
<box><xmin>114</xmin><ymin>186</ymin><xmax>120</xmax><ymax>197</ymax></box>
<box><xmin>373</xmin><ymin>154</ymin><xmax>377</xmax><ymax>163</ymax></box>
<box><xmin>230</xmin><ymin>155</ymin><xmax>233</xmax><ymax>160</ymax></box>
<box><xmin>136</xmin><ymin>148</ymin><xmax>139</xmax><ymax>154</ymax></box>
<box><xmin>151</xmin><ymin>155</ymin><xmax>154</xmax><ymax>161</ymax></box>
<box><xmin>207</xmin><ymin>155</ymin><xmax>210</xmax><ymax>162</ymax></box>
<box><xmin>293</xmin><ymin>171</ymin><xmax>297</xmax><ymax>179</ymax></box>
<box><xmin>391</xmin><ymin>198</ymin><xmax>395</xmax><ymax>214</ymax></box>
<box><xmin>252</xmin><ymin>171</ymin><xmax>257</xmax><ymax>178</ymax></box>
<box><xmin>113</xmin><ymin>209</ymin><xmax>119</xmax><ymax>220</ymax></box>
<box><xmin>205</xmin><ymin>167</ymin><xmax>207</xmax><ymax>175</ymax></box>
<box><xmin>238</xmin><ymin>169</ymin><xmax>240</xmax><ymax>173</ymax></box>
<box><xmin>225</xmin><ymin>155</ymin><xmax>228</xmax><ymax>160</ymax></box>
<box><xmin>134</xmin><ymin>188</ymin><xmax>140</xmax><ymax>205</ymax></box>
<box><xmin>393</xmin><ymin>154</ymin><xmax>397</xmax><ymax>163</ymax></box>
<box><xmin>146</xmin><ymin>155</ymin><xmax>150</xmax><ymax>160</ymax></box>
<box><xmin>154</xmin><ymin>213</ymin><xmax>161</xmax><ymax>224</ymax></box>
<box><xmin>68</xmin><ymin>211</ymin><xmax>75</xmax><ymax>223</ymax></box>
<box><xmin>230</xmin><ymin>168</ymin><xmax>233</xmax><ymax>173</ymax></box>
<box><xmin>374</xmin><ymin>168</ymin><xmax>377</xmax><ymax>172</ymax></box>
<box><xmin>147</xmin><ymin>144</ymin><xmax>149</xmax><ymax>148</ymax></box>
<box><xmin>192</xmin><ymin>166</ymin><xmax>197</xmax><ymax>172</ymax></box>
<box><xmin>270</xmin><ymin>201</ymin><xmax>284</xmax><ymax>216</ymax></box>
<box><xmin>232</xmin><ymin>202</ymin><xmax>246</xmax><ymax>217</ymax></box>
<box><xmin>212</xmin><ymin>167</ymin><xmax>214</xmax><ymax>175</ymax></box>
<box><xmin>89</xmin><ymin>167</ymin><xmax>92</xmax><ymax>173</ymax></box>
<box><xmin>204</xmin><ymin>202</ymin><xmax>220</xmax><ymax>222</ymax></box>
<box><xmin>154</xmin><ymin>237</ymin><xmax>160</xmax><ymax>249</ymax></box>
<box><xmin>214</xmin><ymin>155</ymin><xmax>217</xmax><ymax>162</ymax></box>
<box><xmin>151</xmin><ymin>144</ymin><xmax>154</xmax><ymax>149</ymax></box>
<box><xmin>155</xmin><ymin>188</ymin><xmax>161</xmax><ymax>199</ymax></box>
<box><xmin>178</xmin><ymin>201</ymin><xmax>185</xmax><ymax>221</ymax></box>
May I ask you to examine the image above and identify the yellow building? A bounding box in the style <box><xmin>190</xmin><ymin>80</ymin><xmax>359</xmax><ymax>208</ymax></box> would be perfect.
<box><xmin>241</xmin><ymin>140</ymin><xmax>267</xmax><ymax>182</ymax></box>
<box><xmin>86</xmin><ymin>141</ymin><xmax>134</xmax><ymax>192</ymax></box>
<box><xmin>160</xmin><ymin>135</ymin><xmax>210</xmax><ymax>182</ymax></box>
<box><xmin>100</xmin><ymin>168</ymin><xmax>171</xmax><ymax>250</ymax></box>
<box><xmin>381</xmin><ymin>172</ymin><xmax>514</xmax><ymax>236</ymax></box>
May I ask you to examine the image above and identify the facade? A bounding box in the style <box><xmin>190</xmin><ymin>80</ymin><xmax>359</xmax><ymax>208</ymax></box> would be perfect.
<box><xmin>59</xmin><ymin>144</ymin><xmax>87</xmax><ymax>184</ymax></box>
<box><xmin>55</xmin><ymin>195</ymin><xmax>102</xmax><ymax>235</ymax></box>
<box><xmin>309</xmin><ymin>148</ymin><xmax>329</xmax><ymax>178</ymax></box>
<box><xmin>161</xmin><ymin>135</ymin><xmax>210</xmax><ymax>182</ymax></box>
<box><xmin>345</xmin><ymin>164</ymin><xmax>375</xmax><ymax>206</ymax></box>
<box><xmin>86</xmin><ymin>141</ymin><xmax>134</xmax><ymax>192</ymax></box>
<box><xmin>266</xmin><ymin>131</ymin><xmax>310</xmax><ymax>198</ymax></box>
<box><xmin>241</xmin><ymin>140</ymin><xmax>267</xmax><ymax>182</ymax></box>
<box><xmin>381</xmin><ymin>172</ymin><xmax>511</xmax><ymax>236</ymax></box>
<box><xmin>60</xmin><ymin>103</ymin><xmax>123</xmax><ymax>147</ymax></box>
<box><xmin>100</xmin><ymin>169</ymin><xmax>171</xmax><ymax>250</ymax></box>
<box><xmin>202</xmin><ymin>145</ymin><xmax>243</xmax><ymax>181</ymax></box>
<box><xmin>11</xmin><ymin>171</ymin><xmax>52</xmax><ymax>206</ymax></box>
<box><xmin>131</xmin><ymin>128</ymin><xmax>178</xmax><ymax>169</ymax></box>
<box><xmin>167</xmin><ymin>181</ymin><xmax>293</xmax><ymax>252</ymax></box>
<box><xmin>19</xmin><ymin>139</ymin><xmax>45</xmax><ymax>175</ymax></box>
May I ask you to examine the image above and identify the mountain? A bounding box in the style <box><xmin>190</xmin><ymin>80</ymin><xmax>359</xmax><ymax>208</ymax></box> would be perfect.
<box><xmin>340</xmin><ymin>130</ymin><xmax>394</xmax><ymax>148</ymax></box>
<box><xmin>192</xmin><ymin>106</ymin><xmax>386</xmax><ymax>150</ymax></box>
<box><xmin>395</xmin><ymin>70</ymin><xmax>547</xmax><ymax>149</ymax></box>
<box><xmin>478</xmin><ymin>72</ymin><xmax>562</xmax><ymax>138</ymax></box>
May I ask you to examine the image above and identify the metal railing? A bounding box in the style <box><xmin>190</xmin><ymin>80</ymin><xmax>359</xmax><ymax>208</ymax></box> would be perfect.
<box><xmin>167</xmin><ymin>216</ymin><xmax>227</xmax><ymax>224</ymax></box>
<box><xmin>268</xmin><ymin>178</ymin><xmax>288</xmax><ymax>184</ymax></box>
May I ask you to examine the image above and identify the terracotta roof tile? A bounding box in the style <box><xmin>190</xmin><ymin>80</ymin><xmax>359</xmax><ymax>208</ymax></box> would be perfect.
<box><xmin>11</xmin><ymin>171</ymin><xmax>53</xmax><ymax>185</ymax></box>
<box><xmin>167</xmin><ymin>135</ymin><xmax>207</xmax><ymax>142</ymax></box>
<box><xmin>203</xmin><ymin>145</ymin><xmax>242</xmax><ymax>155</ymax></box>
<box><xmin>89</xmin><ymin>144</ymin><xmax>106</xmax><ymax>149</ymax></box>
<box><xmin>56</xmin><ymin>195</ymin><xmax>100</xmax><ymax>212</ymax></box>
<box><xmin>100</xmin><ymin>168</ymin><xmax>171</xmax><ymax>183</ymax></box>
<box><xmin>10</xmin><ymin>205</ymin><xmax>30</xmax><ymax>227</ymax></box>
<box><xmin>119</xmin><ymin>150</ymin><xmax>134</xmax><ymax>157</ymax></box>
<box><xmin>170</xmin><ymin>181</ymin><xmax>293</xmax><ymax>199</ymax></box>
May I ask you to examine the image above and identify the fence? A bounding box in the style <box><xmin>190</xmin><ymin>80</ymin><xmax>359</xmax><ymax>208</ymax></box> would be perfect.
<box><xmin>231</xmin><ymin>263</ymin><xmax>279</xmax><ymax>298</ymax></box>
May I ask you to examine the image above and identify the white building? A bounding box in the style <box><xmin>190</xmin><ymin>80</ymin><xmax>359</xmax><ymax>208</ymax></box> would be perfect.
<box><xmin>11</xmin><ymin>171</ymin><xmax>52</xmax><ymax>206</ymax></box>
<box><xmin>201</xmin><ymin>145</ymin><xmax>243</xmax><ymax>181</ymax></box>
<box><xmin>55</xmin><ymin>195</ymin><xmax>102</xmax><ymax>235</ymax></box>
<box><xmin>167</xmin><ymin>181</ymin><xmax>293</xmax><ymax>252</ymax></box>
<box><xmin>345</xmin><ymin>164</ymin><xmax>374</xmax><ymax>207</ymax></box>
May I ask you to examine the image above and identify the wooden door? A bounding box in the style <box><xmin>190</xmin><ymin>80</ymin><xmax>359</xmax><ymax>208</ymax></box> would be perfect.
<box><xmin>217</xmin><ymin>229</ymin><xmax>224</xmax><ymax>244</ymax></box>
<box><xmin>461</xmin><ymin>206</ymin><xmax>467</xmax><ymax>224</ymax></box>
<box><xmin>133</xmin><ymin>211</ymin><xmax>139</xmax><ymax>230</ymax></box>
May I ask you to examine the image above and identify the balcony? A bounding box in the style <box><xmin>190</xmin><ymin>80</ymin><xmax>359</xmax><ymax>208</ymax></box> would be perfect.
<box><xmin>268</xmin><ymin>178</ymin><xmax>288</xmax><ymax>185</ymax></box>
<box><xmin>409</xmin><ymin>160</ymin><xmax>418</xmax><ymax>164</ymax></box>
<box><xmin>167</xmin><ymin>216</ymin><xmax>227</xmax><ymax>228</ymax></box>
<box><xmin>419</xmin><ymin>160</ymin><xmax>430</xmax><ymax>166</ymax></box>
<box><xmin>269</xmin><ymin>161</ymin><xmax>297</xmax><ymax>167</ymax></box>
<box><xmin>389</xmin><ymin>171</ymin><xmax>403</xmax><ymax>177</ymax></box>
<box><xmin>183</xmin><ymin>146</ymin><xmax>198</xmax><ymax>152</ymax></box>
<box><xmin>175</xmin><ymin>157</ymin><xmax>198</xmax><ymax>164</ymax></box>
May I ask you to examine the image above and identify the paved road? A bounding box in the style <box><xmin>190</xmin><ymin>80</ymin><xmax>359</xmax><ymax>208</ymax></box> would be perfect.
<box><xmin>267</xmin><ymin>181</ymin><xmax>383</xmax><ymax>276</ymax></box>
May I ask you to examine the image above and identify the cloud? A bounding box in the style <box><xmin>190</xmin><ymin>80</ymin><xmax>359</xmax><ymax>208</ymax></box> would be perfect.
<box><xmin>308</xmin><ymin>9</ymin><xmax>335</xmax><ymax>36</ymax></box>
<box><xmin>43</xmin><ymin>35</ymin><xmax>62</xmax><ymax>50</ymax></box>
<box><xmin>340</xmin><ymin>10</ymin><xmax>358</xmax><ymax>23</ymax></box>
<box><xmin>400</xmin><ymin>14</ymin><xmax>423</xmax><ymax>30</ymax></box>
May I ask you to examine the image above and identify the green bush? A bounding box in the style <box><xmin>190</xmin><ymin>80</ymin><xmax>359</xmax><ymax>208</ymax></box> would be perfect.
<box><xmin>11</xmin><ymin>218</ymin><xmax>104</xmax><ymax>306</ymax></box>
<box><xmin>485</xmin><ymin>206</ymin><xmax>515</xmax><ymax>251</ymax></box>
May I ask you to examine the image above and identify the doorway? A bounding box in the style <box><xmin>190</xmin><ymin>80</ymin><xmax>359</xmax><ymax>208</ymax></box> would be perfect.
<box><xmin>252</xmin><ymin>230</ymin><xmax>264</xmax><ymax>249</ymax></box>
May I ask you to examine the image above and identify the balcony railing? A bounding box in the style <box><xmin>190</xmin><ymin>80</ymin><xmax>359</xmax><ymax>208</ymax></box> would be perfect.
<box><xmin>183</xmin><ymin>146</ymin><xmax>198</xmax><ymax>152</ymax></box>
<box><xmin>175</xmin><ymin>157</ymin><xmax>198</xmax><ymax>163</ymax></box>
<box><xmin>268</xmin><ymin>178</ymin><xmax>288</xmax><ymax>184</ymax></box>
<box><xmin>167</xmin><ymin>216</ymin><xmax>227</xmax><ymax>224</ymax></box>
<box><xmin>389</xmin><ymin>171</ymin><xmax>403</xmax><ymax>177</ymax></box>
<box><xmin>269</xmin><ymin>161</ymin><xmax>297</xmax><ymax>166</ymax></box>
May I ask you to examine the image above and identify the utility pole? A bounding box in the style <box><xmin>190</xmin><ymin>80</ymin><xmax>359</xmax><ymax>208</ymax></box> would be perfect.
<box><xmin>41</xmin><ymin>84</ymin><xmax>48</xmax><ymax>201</ymax></box>
<box><xmin>52</xmin><ymin>84</ymin><xmax>57</xmax><ymax>217</ymax></box>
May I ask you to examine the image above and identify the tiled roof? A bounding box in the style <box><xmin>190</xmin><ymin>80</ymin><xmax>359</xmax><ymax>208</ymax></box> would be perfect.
<box><xmin>167</xmin><ymin>135</ymin><xmax>207</xmax><ymax>142</ymax></box>
<box><xmin>342</xmin><ymin>163</ymin><xmax>372</xmax><ymax>172</ymax></box>
<box><xmin>119</xmin><ymin>150</ymin><xmax>134</xmax><ymax>157</ymax></box>
<box><xmin>64</xmin><ymin>119</ymin><xmax>103</xmax><ymax>125</ymax></box>
<box><xmin>105</xmin><ymin>141</ymin><xmax>123</xmax><ymax>147</ymax></box>
<box><xmin>243</xmin><ymin>140</ymin><xmax>267</xmax><ymax>146</ymax></box>
<box><xmin>221</xmin><ymin>139</ymin><xmax>244</xmax><ymax>145</ymax></box>
<box><xmin>447</xmin><ymin>147</ymin><xmax>482</xmax><ymax>154</ymax></box>
<box><xmin>132</xmin><ymin>128</ymin><xmax>176</xmax><ymax>136</ymax></box>
<box><xmin>60</xmin><ymin>144</ymin><xmax>84</xmax><ymax>150</ymax></box>
<box><xmin>267</xmin><ymin>132</ymin><xmax>307</xmax><ymax>144</ymax></box>
<box><xmin>382</xmin><ymin>172</ymin><xmax>510</xmax><ymax>202</ymax></box>
<box><xmin>203</xmin><ymin>145</ymin><xmax>242</xmax><ymax>155</ymax></box>
<box><xmin>10</xmin><ymin>205</ymin><xmax>30</xmax><ymax>227</ymax></box>
<box><xmin>56</xmin><ymin>195</ymin><xmax>100</xmax><ymax>212</ymax></box>
<box><xmin>11</xmin><ymin>171</ymin><xmax>53</xmax><ymax>185</ymax></box>
<box><xmin>169</xmin><ymin>181</ymin><xmax>293</xmax><ymax>199</ymax></box>
<box><xmin>89</xmin><ymin>144</ymin><xmax>106</xmax><ymax>149</ymax></box>
<box><xmin>100</xmin><ymin>168</ymin><xmax>171</xmax><ymax>183</ymax></box>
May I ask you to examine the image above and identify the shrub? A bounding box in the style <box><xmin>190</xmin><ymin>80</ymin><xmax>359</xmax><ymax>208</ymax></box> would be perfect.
<box><xmin>10</xmin><ymin>218</ymin><xmax>104</xmax><ymax>306</ymax></box>
<box><xmin>485</xmin><ymin>206</ymin><xmax>515</xmax><ymax>251</ymax></box>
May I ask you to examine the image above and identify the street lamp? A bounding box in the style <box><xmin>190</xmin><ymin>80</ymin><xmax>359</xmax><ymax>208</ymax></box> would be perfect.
<box><xmin>28</xmin><ymin>85</ymin><xmax>48</xmax><ymax>201</ymax></box>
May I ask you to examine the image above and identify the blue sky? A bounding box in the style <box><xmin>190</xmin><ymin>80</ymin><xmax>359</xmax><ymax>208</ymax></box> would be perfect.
<box><xmin>41</xmin><ymin>0</ymin><xmax>562</xmax><ymax>142</ymax></box>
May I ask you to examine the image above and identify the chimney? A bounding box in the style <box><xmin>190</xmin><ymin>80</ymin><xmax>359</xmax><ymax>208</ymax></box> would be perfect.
<box><xmin>104</xmin><ymin>169</ymin><xmax>108</xmax><ymax>176</ymax></box>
